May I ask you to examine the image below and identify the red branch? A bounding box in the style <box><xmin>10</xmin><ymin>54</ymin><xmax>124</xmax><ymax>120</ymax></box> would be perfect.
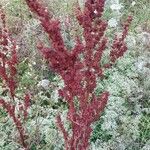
<box><xmin>0</xmin><ymin>98</ymin><xmax>28</xmax><ymax>149</ymax></box>
<box><xmin>25</xmin><ymin>0</ymin><xmax>132</xmax><ymax>149</ymax></box>
<box><xmin>0</xmin><ymin>9</ymin><xmax>30</xmax><ymax>150</ymax></box>
<box><xmin>109</xmin><ymin>16</ymin><xmax>132</xmax><ymax>63</ymax></box>
<box><xmin>0</xmin><ymin>10</ymin><xmax>18</xmax><ymax>99</ymax></box>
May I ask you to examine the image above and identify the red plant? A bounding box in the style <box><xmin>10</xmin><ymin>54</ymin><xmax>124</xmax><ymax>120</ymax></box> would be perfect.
<box><xmin>0</xmin><ymin>9</ymin><xmax>30</xmax><ymax>150</ymax></box>
<box><xmin>25</xmin><ymin>0</ymin><xmax>132</xmax><ymax>149</ymax></box>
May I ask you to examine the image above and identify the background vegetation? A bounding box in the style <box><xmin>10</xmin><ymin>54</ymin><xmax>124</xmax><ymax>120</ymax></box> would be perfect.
<box><xmin>0</xmin><ymin>0</ymin><xmax>149</xmax><ymax>149</ymax></box>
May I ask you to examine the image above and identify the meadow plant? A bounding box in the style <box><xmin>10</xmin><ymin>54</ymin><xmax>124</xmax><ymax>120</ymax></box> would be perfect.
<box><xmin>25</xmin><ymin>0</ymin><xmax>132</xmax><ymax>149</ymax></box>
<box><xmin>0</xmin><ymin>9</ymin><xmax>30</xmax><ymax>150</ymax></box>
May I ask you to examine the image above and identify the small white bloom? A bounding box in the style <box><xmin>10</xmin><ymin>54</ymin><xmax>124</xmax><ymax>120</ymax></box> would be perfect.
<box><xmin>94</xmin><ymin>9</ymin><xmax>98</xmax><ymax>14</ymax></box>
<box><xmin>135</xmin><ymin>61</ymin><xmax>145</xmax><ymax>72</ymax></box>
<box><xmin>108</xmin><ymin>18</ymin><xmax>118</xmax><ymax>27</ymax></box>
<box><xmin>131</xmin><ymin>1</ymin><xmax>136</xmax><ymax>6</ymax></box>
<box><xmin>32</xmin><ymin>61</ymin><xmax>36</xmax><ymax>65</ymax></box>
<box><xmin>45</xmin><ymin>8</ymin><xmax>48</xmax><ymax>12</ymax></box>
<box><xmin>37</xmin><ymin>79</ymin><xmax>50</xmax><ymax>90</ymax></box>
<box><xmin>110</xmin><ymin>4</ymin><xmax>123</xmax><ymax>11</ymax></box>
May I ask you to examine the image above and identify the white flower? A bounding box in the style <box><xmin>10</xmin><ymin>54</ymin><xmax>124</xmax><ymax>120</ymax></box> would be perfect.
<box><xmin>94</xmin><ymin>9</ymin><xmax>98</xmax><ymax>14</ymax></box>
<box><xmin>37</xmin><ymin>79</ymin><xmax>50</xmax><ymax>90</ymax></box>
<box><xmin>110</xmin><ymin>3</ymin><xmax>123</xmax><ymax>11</ymax></box>
<box><xmin>32</xmin><ymin>61</ymin><xmax>36</xmax><ymax>65</ymax></box>
<box><xmin>108</xmin><ymin>18</ymin><xmax>118</xmax><ymax>27</ymax></box>
<box><xmin>131</xmin><ymin>1</ymin><xmax>136</xmax><ymax>6</ymax></box>
<box><xmin>135</xmin><ymin>60</ymin><xmax>144</xmax><ymax>71</ymax></box>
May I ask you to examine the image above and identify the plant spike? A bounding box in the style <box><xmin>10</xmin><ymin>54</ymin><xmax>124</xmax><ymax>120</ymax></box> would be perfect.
<box><xmin>0</xmin><ymin>9</ymin><xmax>30</xmax><ymax>150</ymax></box>
<box><xmin>25</xmin><ymin>0</ymin><xmax>132</xmax><ymax>149</ymax></box>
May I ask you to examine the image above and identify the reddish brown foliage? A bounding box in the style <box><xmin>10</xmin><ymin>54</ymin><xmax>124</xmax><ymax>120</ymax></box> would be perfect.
<box><xmin>25</xmin><ymin>0</ymin><xmax>132</xmax><ymax>149</ymax></box>
<box><xmin>0</xmin><ymin>9</ymin><xmax>30</xmax><ymax>150</ymax></box>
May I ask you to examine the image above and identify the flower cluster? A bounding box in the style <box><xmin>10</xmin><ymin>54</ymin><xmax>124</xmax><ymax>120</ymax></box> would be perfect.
<box><xmin>25</xmin><ymin>0</ymin><xmax>132</xmax><ymax>149</ymax></box>
<box><xmin>0</xmin><ymin>9</ymin><xmax>30</xmax><ymax>150</ymax></box>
